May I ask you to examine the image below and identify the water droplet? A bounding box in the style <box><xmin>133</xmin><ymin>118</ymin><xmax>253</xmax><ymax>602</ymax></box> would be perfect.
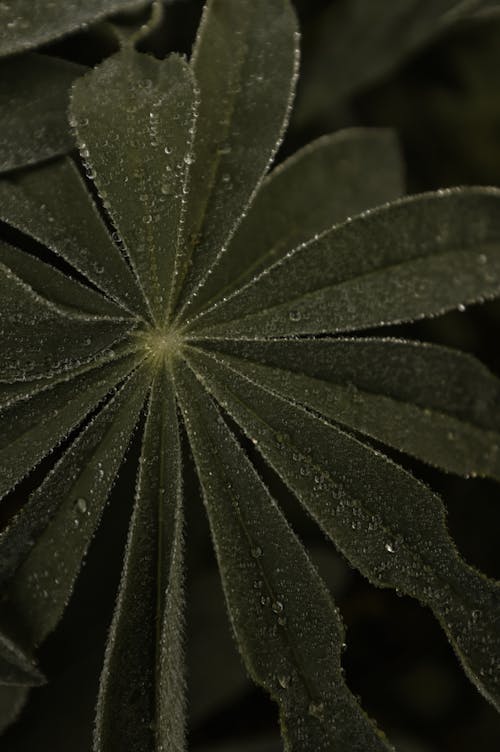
<box><xmin>458</xmin><ymin>304</ymin><xmax>466</xmax><ymax>312</ymax></box>
<box><xmin>75</xmin><ymin>497</ymin><xmax>88</xmax><ymax>514</ymax></box>
<box><xmin>277</xmin><ymin>674</ymin><xmax>290</xmax><ymax>689</ymax></box>
<box><xmin>288</xmin><ymin>310</ymin><xmax>301</xmax><ymax>322</ymax></box>
<box><xmin>385</xmin><ymin>542</ymin><xmax>395</xmax><ymax>554</ymax></box>
<box><xmin>272</xmin><ymin>600</ymin><xmax>284</xmax><ymax>614</ymax></box>
<box><xmin>164</xmin><ymin>146</ymin><xmax>172</xmax><ymax>155</ymax></box>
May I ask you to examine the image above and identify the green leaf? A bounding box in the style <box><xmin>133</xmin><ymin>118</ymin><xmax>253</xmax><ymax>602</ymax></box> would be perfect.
<box><xmin>0</xmin><ymin>686</ymin><xmax>28</xmax><ymax>735</ymax></box>
<box><xmin>176</xmin><ymin>360</ymin><xmax>393</xmax><ymax>752</ymax></box>
<box><xmin>0</xmin><ymin>54</ymin><xmax>85</xmax><ymax>174</ymax></box>
<box><xmin>185</xmin><ymin>347</ymin><xmax>500</xmax><ymax>712</ymax></box>
<box><xmin>191</xmin><ymin>128</ymin><xmax>405</xmax><ymax>314</ymax></box>
<box><xmin>0</xmin><ymin>158</ymin><xmax>149</xmax><ymax>319</ymax></box>
<box><xmin>0</xmin><ymin>350</ymin><xmax>142</xmax><ymax>500</ymax></box>
<box><xmin>0</xmin><ymin>0</ymin><xmax>144</xmax><ymax>57</ymax></box>
<box><xmin>295</xmin><ymin>0</ymin><xmax>497</xmax><ymax>122</ymax></box>
<box><xmin>196</xmin><ymin>340</ymin><xmax>500</xmax><ymax>479</ymax></box>
<box><xmin>95</xmin><ymin>365</ymin><xmax>185</xmax><ymax>752</ymax></box>
<box><xmin>0</xmin><ymin>631</ymin><xmax>44</xmax><ymax>687</ymax></box>
<box><xmin>172</xmin><ymin>0</ymin><xmax>300</xmax><ymax>318</ymax></box>
<box><xmin>0</xmin><ymin>261</ymin><xmax>132</xmax><ymax>382</ymax></box>
<box><xmin>0</xmin><ymin>341</ymin><xmax>137</xmax><ymax>410</ymax></box>
<box><xmin>3</xmin><ymin>364</ymin><xmax>151</xmax><ymax>646</ymax></box>
<box><xmin>188</xmin><ymin>189</ymin><xmax>500</xmax><ymax>338</ymax></box>
<box><xmin>70</xmin><ymin>50</ymin><xmax>198</xmax><ymax>323</ymax></box>
<box><xmin>0</xmin><ymin>241</ymin><xmax>127</xmax><ymax>318</ymax></box>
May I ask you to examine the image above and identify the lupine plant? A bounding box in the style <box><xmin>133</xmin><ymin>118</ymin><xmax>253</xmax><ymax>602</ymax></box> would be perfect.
<box><xmin>1</xmin><ymin>1</ymin><xmax>500</xmax><ymax>750</ymax></box>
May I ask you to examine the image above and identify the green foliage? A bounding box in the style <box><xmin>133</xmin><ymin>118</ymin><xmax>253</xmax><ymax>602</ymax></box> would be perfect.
<box><xmin>1</xmin><ymin>1</ymin><xmax>500</xmax><ymax>749</ymax></box>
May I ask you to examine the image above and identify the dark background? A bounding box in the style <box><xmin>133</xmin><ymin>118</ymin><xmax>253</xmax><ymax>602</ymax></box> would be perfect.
<box><xmin>3</xmin><ymin>1</ymin><xmax>500</xmax><ymax>750</ymax></box>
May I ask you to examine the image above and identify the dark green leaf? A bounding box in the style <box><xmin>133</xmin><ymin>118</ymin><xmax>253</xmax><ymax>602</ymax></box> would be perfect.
<box><xmin>0</xmin><ymin>260</ymin><xmax>132</xmax><ymax>382</ymax></box>
<box><xmin>3</xmin><ymin>363</ymin><xmax>151</xmax><ymax>646</ymax></box>
<box><xmin>0</xmin><ymin>158</ymin><xmax>149</xmax><ymax>319</ymax></box>
<box><xmin>185</xmin><ymin>347</ymin><xmax>500</xmax><ymax>712</ymax></box>
<box><xmin>189</xmin><ymin>189</ymin><xmax>500</xmax><ymax>338</ymax></box>
<box><xmin>0</xmin><ymin>0</ymin><xmax>144</xmax><ymax>57</ymax></box>
<box><xmin>0</xmin><ymin>350</ymin><xmax>142</xmax><ymax>500</ymax></box>
<box><xmin>296</xmin><ymin>0</ymin><xmax>497</xmax><ymax>122</ymax></box>
<box><xmin>172</xmin><ymin>0</ymin><xmax>300</xmax><ymax>318</ymax></box>
<box><xmin>191</xmin><ymin>128</ymin><xmax>405</xmax><ymax>314</ymax></box>
<box><xmin>0</xmin><ymin>241</ymin><xmax>126</xmax><ymax>318</ymax></box>
<box><xmin>176</xmin><ymin>361</ymin><xmax>392</xmax><ymax>752</ymax></box>
<box><xmin>70</xmin><ymin>50</ymin><xmax>197</xmax><ymax>323</ymax></box>
<box><xmin>0</xmin><ymin>632</ymin><xmax>44</xmax><ymax>687</ymax></box>
<box><xmin>95</xmin><ymin>365</ymin><xmax>185</xmax><ymax>752</ymax></box>
<box><xmin>0</xmin><ymin>341</ymin><xmax>136</xmax><ymax>410</ymax></box>
<box><xmin>197</xmin><ymin>340</ymin><xmax>500</xmax><ymax>479</ymax></box>
<box><xmin>0</xmin><ymin>686</ymin><xmax>28</xmax><ymax>735</ymax></box>
<box><xmin>0</xmin><ymin>54</ymin><xmax>85</xmax><ymax>174</ymax></box>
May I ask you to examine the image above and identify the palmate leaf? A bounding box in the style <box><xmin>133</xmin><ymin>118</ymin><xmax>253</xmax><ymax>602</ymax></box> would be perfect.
<box><xmin>1</xmin><ymin>0</ymin><xmax>500</xmax><ymax>749</ymax></box>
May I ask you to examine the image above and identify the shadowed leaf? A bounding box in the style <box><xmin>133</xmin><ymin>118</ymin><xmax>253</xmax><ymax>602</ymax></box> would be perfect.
<box><xmin>173</xmin><ymin>0</ymin><xmax>300</xmax><ymax>318</ymax></box>
<box><xmin>186</xmin><ymin>347</ymin><xmax>500</xmax><ymax>713</ymax></box>
<box><xmin>70</xmin><ymin>50</ymin><xmax>198</xmax><ymax>323</ymax></box>
<box><xmin>0</xmin><ymin>0</ymin><xmax>144</xmax><ymax>57</ymax></box>
<box><xmin>0</xmin><ymin>351</ymin><xmax>142</xmax><ymax>500</ymax></box>
<box><xmin>0</xmin><ymin>54</ymin><xmax>85</xmax><ymax>174</ymax></box>
<box><xmin>0</xmin><ymin>158</ymin><xmax>149</xmax><ymax>319</ymax></box>
<box><xmin>95</xmin><ymin>365</ymin><xmax>185</xmax><ymax>752</ymax></box>
<box><xmin>176</xmin><ymin>361</ymin><xmax>393</xmax><ymax>752</ymax></box>
<box><xmin>3</xmin><ymin>364</ymin><xmax>151</xmax><ymax>646</ymax></box>
<box><xmin>188</xmin><ymin>189</ymin><xmax>500</xmax><ymax>338</ymax></box>
<box><xmin>196</xmin><ymin>340</ymin><xmax>500</xmax><ymax>479</ymax></box>
<box><xmin>192</xmin><ymin>128</ymin><xmax>405</xmax><ymax>314</ymax></box>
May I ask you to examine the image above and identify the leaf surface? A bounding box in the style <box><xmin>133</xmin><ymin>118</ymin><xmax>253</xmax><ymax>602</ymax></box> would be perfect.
<box><xmin>0</xmin><ymin>351</ymin><xmax>142</xmax><ymax>500</ymax></box>
<box><xmin>3</xmin><ymin>364</ymin><xmax>151</xmax><ymax>646</ymax></box>
<box><xmin>95</xmin><ymin>365</ymin><xmax>185</xmax><ymax>752</ymax></box>
<box><xmin>0</xmin><ymin>261</ymin><xmax>132</xmax><ymax>382</ymax></box>
<box><xmin>0</xmin><ymin>53</ymin><xmax>85</xmax><ymax>174</ymax></box>
<box><xmin>0</xmin><ymin>632</ymin><xmax>44</xmax><ymax>687</ymax></box>
<box><xmin>0</xmin><ymin>0</ymin><xmax>143</xmax><ymax>57</ymax></box>
<box><xmin>0</xmin><ymin>158</ymin><xmax>149</xmax><ymax>319</ymax></box>
<box><xmin>70</xmin><ymin>50</ymin><xmax>197</xmax><ymax>322</ymax></box>
<box><xmin>296</xmin><ymin>0</ymin><xmax>497</xmax><ymax>120</ymax></box>
<box><xmin>192</xmin><ymin>128</ymin><xmax>405</xmax><ymax>313</ymax></box>
<box><xmin>197</xmin><ymin>340</ymin><xmax>500</xmax><ymax>479</ymax></box>
<box><xmin>173</xmin><ymin>0</ymin><xmax>300</xmax><ymax>318</ymax></box>
<box><xmin>186</xmin><ymin>347</ymin><xmax>500</xmax><ymax>712</ymax></box>
<box><xmin>189</xmin><ymin>189</ymin><xmax>500</xmax><ymax>337</ymax></box>
<box><xmin>0</xmin><ymin>241</ymin><xmax>125</xmax><ymax>318</ymax></box>
<box><xmin>0</xmin><ymin>686</ymin><xmax>28</xmax><ymax>735</ymax></box>
<box><xmin>176</xmin><ymin>361</ymin><xmax>392</xmax><ymax>752</ymax></box>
